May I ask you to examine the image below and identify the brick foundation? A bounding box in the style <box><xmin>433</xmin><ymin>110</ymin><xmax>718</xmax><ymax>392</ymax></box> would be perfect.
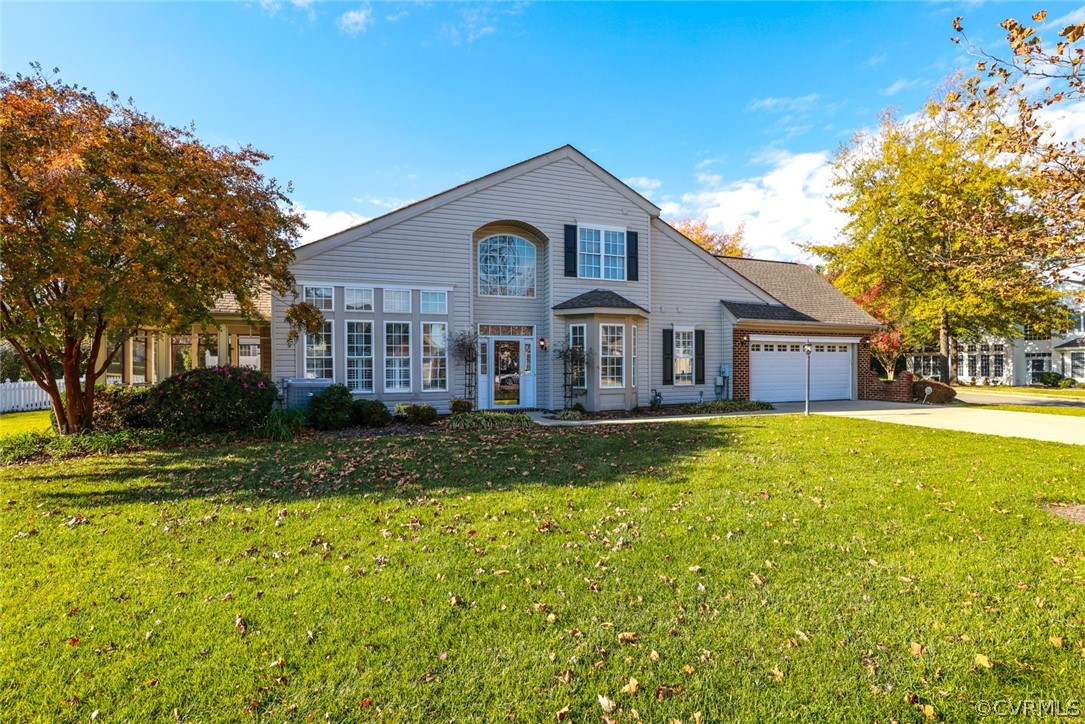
<box><xmin>731</xmin><ymin>329</ymin><xmax>913</xmax><ymax>403</ymax></box>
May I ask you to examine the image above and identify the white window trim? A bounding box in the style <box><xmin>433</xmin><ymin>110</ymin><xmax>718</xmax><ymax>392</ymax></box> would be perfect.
<box><xmin>631</xmin><ymin>325</ymin><xmax>638</xmax><ymax>388</ymax></box>
<box><xmin>303</xmin><ymin>285</ymin><xmax>335</xmax><ymax>312</ymax></box>
<box><xmin>344</xmin><ymin>319</ymin><xmax>374</xmax><ymax>393</ymax></box>
<box><xmin>569</xmin><ymin>323</ymin><xmax>587</xmax><ymax>390</ymax></box>
<box><xmin>383</xmin><ymin>289</ymin><xmax>412</xmax><ymax>314</ymax></box>
<box><xmin>673</xmin><ymin>326</ymin><xmax>694</xmax><ymax>387</ymax></box>
<box><xmin>295</xmin><ymin>281</ymin><xmax>453</xmax><ymax>293</ymax></box>
<box><xmin>304</xmin><ymin>320</ymin><xmax>335</xmax><ymax>381</ymax></box>
<box><xmin>422</xmin><ymin>321</ymin><xmax>449</xmax><ymax>393</ymax></box>
<box><xmin>420</xmin><ymin>290</ymin><xmax>449</xmax><ymax>315</ymax></box>
<box><xmin>599</xmin><ymin>323</ymin><xmax>625</xmax><ymax>389</ymax></box>
<box><xmin>343</xmin><ymin>286</ymin><xmax>375</xmax><ymax>313</ymax></box>
<box><xmin>577</xmin><ymin>223</ymin><xmax>628</xmax><ymax>282</ymax></box>
<box><xmin>384</xmin><ymin>321</ymin><xmax>412</xmax><ymax>393</ymax></box>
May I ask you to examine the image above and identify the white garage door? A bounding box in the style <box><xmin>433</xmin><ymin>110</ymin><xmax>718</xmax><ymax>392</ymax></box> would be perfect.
<box><xmin>750</xmin><ymin>341</ymin><xmax>854</xmax><ymax>402</ymax></box>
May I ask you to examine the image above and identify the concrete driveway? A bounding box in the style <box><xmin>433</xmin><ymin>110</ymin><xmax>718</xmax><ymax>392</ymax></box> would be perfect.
<box><xmin>954</xmin><ymin>389</ymin><xmax>1085</xmax><ymax>409</ymax></box>
<box><xmin>776</xmin><ymin>400</ymin><xmax>1084</xmax><ymax>445</ymax></box>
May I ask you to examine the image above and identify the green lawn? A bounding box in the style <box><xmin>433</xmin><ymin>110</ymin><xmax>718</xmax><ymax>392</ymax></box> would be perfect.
<box><xmin>957</xmin><ymin>385</ymin><xmax>1085</xmax><ymax>399</ymax></box>
<box><xmin>0</xmin><ymin>409</ymin><xmax>55</xmax><ymax>438</ymax></box>
<box><xmin>1</xmin><ymin>417</ymin><xmax>1082</xmax><ymax>722</ymax></box>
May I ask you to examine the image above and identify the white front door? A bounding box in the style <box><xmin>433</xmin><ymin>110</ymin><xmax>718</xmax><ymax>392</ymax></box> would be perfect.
<box><xmin>750</xmin><ymin>341</ymin><xmax>854</xmax><ymax>402</ymax></box>
<box><xmin>478</xmin><ymin>335</ymin><xmax>535</xmax><ymax>409</ymax></box>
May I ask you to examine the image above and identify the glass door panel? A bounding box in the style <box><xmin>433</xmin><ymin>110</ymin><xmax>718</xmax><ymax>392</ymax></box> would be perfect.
<box><xmin>493</xmin><ymin>339</ymin><xmax>521</xmax><ymax>406</ymax></box>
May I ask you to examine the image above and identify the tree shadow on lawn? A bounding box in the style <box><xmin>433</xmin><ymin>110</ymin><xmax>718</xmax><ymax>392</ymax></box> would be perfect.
<box><xmin>24</xmin><ymin>420</ymin><xmax>741</xmax><ymax>509</ymax></box>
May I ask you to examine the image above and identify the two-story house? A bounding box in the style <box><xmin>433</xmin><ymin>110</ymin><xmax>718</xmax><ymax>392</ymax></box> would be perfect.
<box><xmin>270</xmin><ymin>146</ymin><xmax>899</xmax><ymax>411</ymax></box>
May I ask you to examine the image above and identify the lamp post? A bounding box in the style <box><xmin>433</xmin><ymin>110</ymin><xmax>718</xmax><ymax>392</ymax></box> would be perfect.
<box><xmin>803</xmin><ymin>343</ymin><xmax>813</xmax><ymax>416</ymax></box>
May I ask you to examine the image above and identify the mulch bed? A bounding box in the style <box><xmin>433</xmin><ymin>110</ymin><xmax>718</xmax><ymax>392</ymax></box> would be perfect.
<box><xmin>1044</xmin><ymin>503</ymin><xmax>1085</xmax><ymax>525</ymax></box>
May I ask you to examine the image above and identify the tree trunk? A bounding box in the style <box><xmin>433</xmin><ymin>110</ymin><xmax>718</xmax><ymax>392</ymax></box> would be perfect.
<box><xmin>939</xmin><ymin>309</ymin><xmax>955</xmax><ymax>383</ymax></box>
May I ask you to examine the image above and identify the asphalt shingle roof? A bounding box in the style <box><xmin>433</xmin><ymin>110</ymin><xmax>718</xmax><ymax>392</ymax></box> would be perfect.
<box><xmin>1054</xmin><ymin>337</ymin><xmax>1085</xmax><ymax>350</ymax></box>
<box><xmin>553</xmin><ymin>289</ymin><xmax>647</xmax><ymax>312</ymax></box>
<box><xmin>720</xmin><ymin>301</ymin><xmax>817</xmax><ymax>323</ymax></box>
<box><xmin>718</xmin><ymin>257</ymin><xmax>879</xmax><ymax>327</ymax></box>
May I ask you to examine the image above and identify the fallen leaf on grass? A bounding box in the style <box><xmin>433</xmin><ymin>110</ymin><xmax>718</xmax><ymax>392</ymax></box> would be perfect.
<box><xmin>769</xmin><ymin>666</ymin><xmax>784</xmax><ymax>682</ymax></box>
<box><xmin>620</xmin><ymin>677</ymin><xmax>640</xmax><ymax>694</ymax></box>
<box><xmin>235</xmin><ymin>613</ymin><xmax>247</xmax><ymax>638</ymax></box>
<box><xmin>360</xmin><ymin>698</ymin><xmax>372</xmax><ymax>708</ymax></box>
<box><xmin>909</xmin><ymin>642</ymin><xmax>927</xmax><ymax>657</ymax></box>
<box><xmin>618</xmin><ymin>632</ymin><xmax>639</xmax><ymax>645</ymax></box>
<box><xmin>556</xmin><ymin>705</ymin><xmax>570</xmax><ymax>721</ymax></box>
<box><xmin>751</xmin><ymin>573</ymin><xmax>765</xmax><ymax>587</ymax></box>
<box><xmin>654</xmin><ymin>683</ymin><xmax>685</xmax><ymax>700</ymax></box>
<box><xmin>649</xmin><ymin>650</ymin><xmax>660</xmax><ymax>662</ymax></box>
<box><xmin>598</xmin><ymin>694</ymin><xmax>616</xmax><ymax>712</ymax></box>
<box><xmin>974</xmin><ymin>653</ymin><xmax>993</xmax><ymax>669</ymax></box>
<box><xmin>1050</xmin><ymin>636</ymin><xmax>1064</xmax><ymax>648</ymax></box>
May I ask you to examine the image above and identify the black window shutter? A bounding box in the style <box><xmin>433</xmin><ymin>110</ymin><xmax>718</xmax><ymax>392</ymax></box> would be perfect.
<box><xmin>695</xmin><ymin>330</ymin><xmax>706</xmax><ymax>385</ymax></box>
<box><xmin>626</xmin><ymin>231</ymin><xmax>639</xmax><ymax>281</ymax></box>
<box><xmin>662</xmin><ymin>328</ymin><xmax>674</xmax><ymax>385</ymax></box>
<box><xmin>564</xmin><ymin>225</ymin><xmax>578</xmax><ymax>277</ymax></box>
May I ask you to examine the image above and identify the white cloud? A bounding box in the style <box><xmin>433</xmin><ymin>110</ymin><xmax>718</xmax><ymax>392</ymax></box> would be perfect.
<box><xmin>623</xmin><ymin>176</ymin><xmax>662</xmax><ymax>195</ymax></box>
<box><xmin>676</xmin><ymin>150</ymin><xmax>845</xmax><ymax>262</ymax></box>
<box><xmin>296</xmin><ymin>206</ymin><xmax>370</xmax><ymax>245</ymax></box>
<box><xmin>337</xmin><ymin>5</ymin><xmax>373</xmax><ymax>34</ymax></box>
<box><xmin>1038</xmin><ymin>99</ymin><xmax>1085</xmax><ymax>143</ymax></box>
<box><xmin>864</xmin><ymin>53</ymin><xmax>888</xmax><ymax>67</ymax></box>
<box><xmin>747</xmin><ymin>94</ymin><xmax>821</xmax><ymax>113</ymax></box>
<box><xmin>352</xmin><ymin>195</ymin><xmax>415</xmax><ymax>212</ymax></box>
<box><xmin>882</xmin><ymin>78</ymin><xmax>925</xmax><ymax>97</ymax></box>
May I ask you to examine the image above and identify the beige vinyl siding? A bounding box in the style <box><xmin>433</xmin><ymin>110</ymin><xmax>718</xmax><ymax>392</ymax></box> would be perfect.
<box><xmin>648</xmin><ymin>219</ymin><xmax>773</xmax><ymax>404</ymax></box>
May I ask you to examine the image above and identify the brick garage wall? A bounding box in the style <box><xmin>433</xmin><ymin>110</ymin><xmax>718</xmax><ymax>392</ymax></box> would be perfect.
<box><xmin>731</xmin><ymin>328</ymin><xmax>912</xmax><ymax>402</ymax></box>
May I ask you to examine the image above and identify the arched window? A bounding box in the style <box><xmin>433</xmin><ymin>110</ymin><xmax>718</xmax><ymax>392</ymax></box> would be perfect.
<box><xmin>478</xmin><ymin>234</ymin><xmax>536</xmax><ymax>297</ymax></box>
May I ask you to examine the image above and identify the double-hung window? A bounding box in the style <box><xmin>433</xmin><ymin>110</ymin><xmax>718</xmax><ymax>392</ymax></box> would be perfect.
<box><xmin>673</xmin><ymin>328</ymin><xmax>694</xmax><ymax>385</ymax></box>
<box><xmin>385</xmin><ymin>322</ymin><xmax>411</xmax><ymax>392</ymax></box>
<box><xmin>422</xmin><ymin>322</ymin><xmax>448</xmax><ymax>391</ymax></box>
<box><xmin>578</xmin><ymin>226</ymin><xmax>626</xmax><ymax>281</ymax></box>
<box><xmin>304</xmin><ymin>286</ymin><xmax>334</xmax><ymax>311</ymax></box>
<box><xmin>305</xmin><ymin>321</ymin><xmax>333</xmax><ymax>379</ymax></box>
<box><xmin>346</xmin><ymin>321</ymin><xmax>373</xmax><ymax>392</ymax></box>
<box><xmin>631</xmin><ymin>326</ymin><xmax>638</xmax><ymax>388</ymax></box>
<box><xmin>421</xmin><ymin>291</ymin><xmax>448</xmax><ymax>314</ymax></box>
<box><xmin>569</xmin><ymin>324</ymin><xmax>586</xmax><ymax>389</ymax></box>
<box><xmin>599</xmin><ymin>324</ymin><xmax>625</xmax><ymax>388</ymax></box>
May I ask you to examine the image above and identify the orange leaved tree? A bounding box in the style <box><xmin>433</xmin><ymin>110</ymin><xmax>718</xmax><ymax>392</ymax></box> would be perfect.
<box><xmin>0</xmin><ymin>65</ymin><xmax>321</xmax><ymax>434</ymax></box>
<box><xmin>669</xmin><ymin>217</ymin><xmax>750</xmax><ymax>258</ymax></box>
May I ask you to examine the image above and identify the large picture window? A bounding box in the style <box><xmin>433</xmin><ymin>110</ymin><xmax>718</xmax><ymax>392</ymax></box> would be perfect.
<box><xmin>346</xmin><ymin>321</ymin><xmax>373</xmax><ymax>392</ymax></box>
<box><xmin>422</xmin><ymin>322</ymin><xmax>448</xmax><ymax>391</ymax></box>
<box><xmin>385</xmin><ymin>322</ymin><xmax>411</xmax><ymax>392</ymax></box>
<box><xmin>579</xmin><ymin>226</ymin><xmax>625</xmax><ymax>281</ymax></box>
<box><xmin>674</xmin><ymin>328</ymin><xmax>694</xmax><ymax>385</ymax></box>
<box><xmin>305</xmin><ymin>321</ymin><xmax>333</xmax><ymax>379</ymax></box>
<box><xmin>479</xmin><ymin>235</ymin><xmax>536</xmax><ymax>297</ymax></box>
<box><xmin>599</xmin><ymin>324</ymin><xmax>624</xmax><ymax>388</ymax></box>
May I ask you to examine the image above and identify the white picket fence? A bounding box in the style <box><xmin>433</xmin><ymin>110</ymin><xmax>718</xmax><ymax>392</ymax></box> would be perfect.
<box><xmin>0</xmin><ymin>379</ymin><xmax>64</xmax><ymax>413</ymax></box>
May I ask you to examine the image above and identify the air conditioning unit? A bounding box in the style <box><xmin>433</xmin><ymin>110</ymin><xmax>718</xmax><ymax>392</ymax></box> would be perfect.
<box><xmin>283</xmin><ymin>378</ymin><xmax>334</xmax><ymax>409</ymax></box>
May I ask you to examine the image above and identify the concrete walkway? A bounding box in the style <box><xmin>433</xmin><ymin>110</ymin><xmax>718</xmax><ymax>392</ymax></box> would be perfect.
<box><xmin>803</xmin><ymin>400</ymin><xmax>1084</xmax><ymax>445</ymax></box>
<box><xmin>530</xmin><ymin>400</ymin><xmax>1084</xmax><ymax>445</ymax></box>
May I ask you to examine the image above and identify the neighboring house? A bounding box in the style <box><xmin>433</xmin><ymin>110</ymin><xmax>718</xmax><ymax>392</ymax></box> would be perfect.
<box><xmin>270</xmin><ymin>145</ymin><xmax>899</xmax><ymax>411</ymax></box>
<box><xmin>907</xmin><ymin>280</ymin><xmax>1085</xmax><ymax>385</ymax></box>
<box><xmin>100</xmin><ymin>292</ymin><xmax>271</xmax><ymax>385</ymax></box>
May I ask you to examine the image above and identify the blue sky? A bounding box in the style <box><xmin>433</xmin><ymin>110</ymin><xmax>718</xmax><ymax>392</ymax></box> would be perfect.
<box><xmin>5</xmin><ymin>1</ymin><xmax>1084</xmax><ymax>259</ymax></box>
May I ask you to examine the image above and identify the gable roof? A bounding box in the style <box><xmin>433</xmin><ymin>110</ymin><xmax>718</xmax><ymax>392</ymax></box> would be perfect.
<box><xmin>1054</xmin><ymin>337</ymin><xmax>1085</xmax><ymax>350</ymax></box>
<box><xmin>294</xmin><ymin>145</ymin><xmax>661</xmax><ymax>262</ymax></box>
<box><xmin>553</xmin><ymin>289</ymin><xmax>648</xmax><ymax>312</ymax></box>
<box><xmin>718</xmin><ymin>257</ymin><xmax>880</xmax><ymax>327</ymax></box>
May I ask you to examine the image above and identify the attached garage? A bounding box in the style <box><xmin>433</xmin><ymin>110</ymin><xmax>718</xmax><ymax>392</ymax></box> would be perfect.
<box><xmin>748</xmin><ymin>336</ymin><xmax>857</xmax><ymax>402</ymax></box>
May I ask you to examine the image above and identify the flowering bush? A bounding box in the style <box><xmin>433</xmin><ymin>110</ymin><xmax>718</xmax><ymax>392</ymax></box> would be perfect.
<box><xmin>148</xmin><ymin>366</ymin><xmax>278</xmax><ymax>432</ymax></box>
<box><xmin>93</xmin><ymin>385</ymin><xmax>154</xmax><ymax>431</ymax></box>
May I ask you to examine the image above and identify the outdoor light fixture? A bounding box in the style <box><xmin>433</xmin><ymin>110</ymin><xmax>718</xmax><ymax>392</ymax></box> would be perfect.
<box><xmin>538</xmin><ymin>338</ymin><xmax>549</xmax><ymax>351</ymax></box>
<box><xmin>803</xmin><ymin>343</ymin><xmax>813</xmax><ymax>417</ymax></box>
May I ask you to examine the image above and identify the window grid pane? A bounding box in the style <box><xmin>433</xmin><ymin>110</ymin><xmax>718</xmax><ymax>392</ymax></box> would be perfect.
<box><xmin>421</xmin><ymin>291</ymin><xmax>448</xmax><ymax>314</ymax></box>
<box><xmin>674</xmin><ymin>330</ymin><xmax>693</xmax><ymax>385</ymax></box>
<box><xmin>385</xmin><ymin>322</ymin><xmax>411</xmax><ymax>392</ymax></box>
<box><xmin>422</xmin><ymin>322</ymin><xmax>448</xmax><ymax>391</ymax></box>
<box><xmin>305</xmin><ymin>286</ymin><xmax>333</xmax><ymax>311</ymax></box>
<box><xmin>384</xmin><ymin>290</ymin><xmax>411</xmax><ymax>314</ymax></box>
<box><xmin>600</xmin><ymin>324</ymin><xmax>624</xmax><ymax>388</ymax></box>
<box><xmin>570</xmin><ymin>324</ymin><xmax>586</xmax><ymax>388</ymax></box>
<box><xmin>344</xmin><ymin>288</ymin><xmax>373</xmax><ymax>312</ymax></box>
<box><xmin>631</xmin><ymin>326</ymin><xmax>638</xmax><ymax>388</ymax></box>
<box><xmin>346</xmin><ymin>321</ymin><xmax>373</xmax><ymax>392</ymax></box>
<box><xmin>305</xmin><ymin>322</ymin><xmax>333</xmax><ymax>379</ymax></box>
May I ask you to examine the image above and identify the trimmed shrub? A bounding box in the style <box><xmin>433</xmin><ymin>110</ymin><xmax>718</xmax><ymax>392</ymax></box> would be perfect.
<box><xmin>450</xmin><ymin>397</ymin><xmax>473</xmax><ymax>415</ymax></box>
<box><xmin>571</xmin><ymin>402</ymin><xmax>588</xmax><ymax>414</ymax></box>
<box><xmin>444</xmin><ymin>411</ymin><xmax>532</xmax><ymax>430</ymax></box>
<box><xmin>307</xmin><ymin>384</ymin><xmax>353</xmax><ymax>430</ymax></box>
<box><xmin>262</xmin><ymin>408</ymin><xmax>307</xmax><ymax>441</ymax></box>
<box><xmin>93</xmin><ymin>385</ymin><xmax>154</xmax><ymax>431</ymax></box>
<box><xmin>913</xmin><ymin>378</ymin><xmax>956</xmax><ymax>404</ymax></box>
<box><xmin>1058</xmin><ymin>378</ymin><xmax>1078</xmax><ymax>389</ymax></box>
<box><xmin>351</xmin><ymin>399</ymin><xmax>392</xmax><ymax>427</ymax></box>
<box><xmin>556</xmin><ymin>408</ymin><xmax>583</xmax><ymax>421</ymax></box>
<box><xmin>1035</xmin><ymin>371</ymin><xmax>1064</xmax><ymax>387</ymax></box>
<box><xmin>149</xmin><ymin>366</ymin><xmax>277</xmax><ymax>433</ymax></box>
<box><xmin>404</xmin><ymin>403</ymin><xmax>438</xmax><ymax>425</ymax></box>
